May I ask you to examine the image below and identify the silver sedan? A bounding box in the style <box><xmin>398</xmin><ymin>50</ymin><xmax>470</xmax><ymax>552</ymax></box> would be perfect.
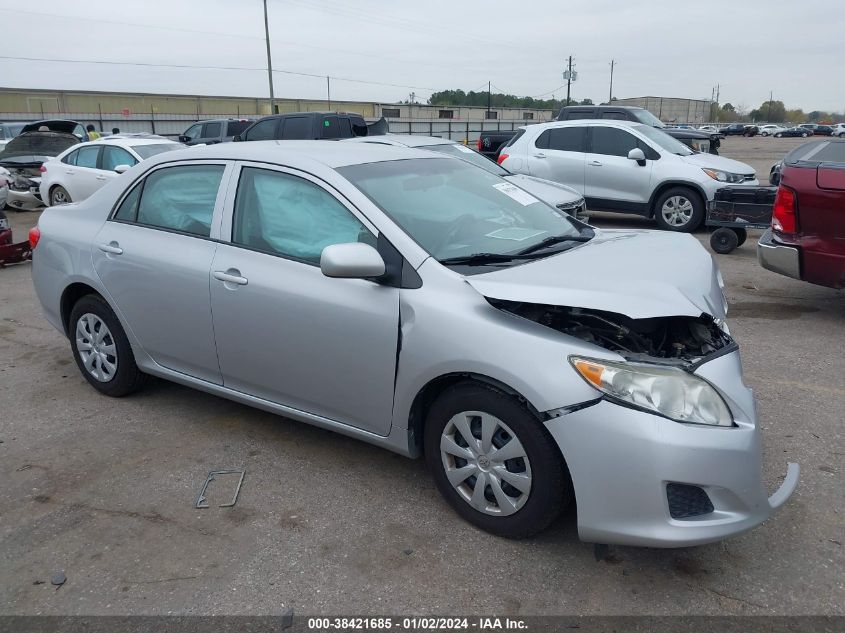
<box><xmin>30</xmin><ymin>141</ymin><xmax>798</xmax><ymax>546</ymax></box>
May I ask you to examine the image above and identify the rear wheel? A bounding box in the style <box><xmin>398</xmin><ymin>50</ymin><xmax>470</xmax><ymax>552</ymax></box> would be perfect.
<box><xmin>710</xmin><ymin>227</ymin><xmax>739</xmax><ymax>254</ymax></box>
<box><xmin>653</xmin><ymin>187</ymin><xmax>704</xmax><ymax>232</ymax></box>
<box><xmin>802</xmin><ymin>132</ymin><xmax>809</xmax><ymax>137</ymax></box>
<box><xmin>424</xmin><ymin>382</ymin><xmax>572</xmax><ymax>539</ymax></box>
<box><xmin>50</xmin><ymin>185</ymin><xmax>72</xmax><ymax>206</ymax></box>
<box><xmin>69</xmin><ymin>295</ymin><xmax>146</xmax><ymax>397</ymax></box>
<box><xmin>775</xmin><ymin>133</ymin><xmax>783</xmax><ymax>138</ymax></box>
<box><xmin>733</xmin><ymin>227</ymin><xmax>748</xmax><ymax>247</ymax></box>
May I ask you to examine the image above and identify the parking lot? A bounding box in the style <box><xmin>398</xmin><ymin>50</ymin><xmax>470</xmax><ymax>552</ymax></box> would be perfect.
<box><xmin>0</xmin><ymin>136</ymin><xmax>843</xmax><ymax>617</ymax></box>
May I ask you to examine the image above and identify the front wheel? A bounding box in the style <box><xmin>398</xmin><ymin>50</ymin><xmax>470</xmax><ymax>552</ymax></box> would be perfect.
<box><xmin>775</xmin><ymin>133</ymin><xmax>783</xmax><ymax>138</ymax></box>
<box><xmin>424</xmin><ymin>382</ymin><xmax>572</xmax><ymax>539</ymax></box>
<box><xmin>710</xmin><ymin>227</ymin><xmax>739</xmax><ymax>254</ymax></box>
<box><xmin>802</xmin><ymin>132</ymin><xmax>809</xmax><ymax>137</ymax></box>
<box><xmin>69</xmin><ymin>294</ymin><xmax>147</xmax><ymax>397</ymax></box>
<box><xmin>653</xmin><ymin>187</ymin><xmax>704</xmax><ymax>232</ymax></box>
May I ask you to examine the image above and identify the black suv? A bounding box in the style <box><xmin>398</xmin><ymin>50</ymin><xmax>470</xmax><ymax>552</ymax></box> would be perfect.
<box><xmin>179</xmin><ymin>119</ymin><xmax>254</xmax><ymax>145</ymax></box>
<box><xmin>236</xmin><ymin>111</ymin><xmax>386</xmax><ymax>142</ymax></box>
<box><xmin>721</xmin><ymin>123</ymin><xmax>758</xmax><ymax>137</ymax></box>
<box><xmin>557</xmin><ymin>105</ymin><xmax>721</xmax><ymax>154</ymax></box>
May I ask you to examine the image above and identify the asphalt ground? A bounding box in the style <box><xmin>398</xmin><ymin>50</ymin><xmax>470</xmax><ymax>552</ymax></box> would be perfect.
<box><xmin>0</xmin><ymin>135</ymin><xmax>842</xmax><ymax>616</ymax></box>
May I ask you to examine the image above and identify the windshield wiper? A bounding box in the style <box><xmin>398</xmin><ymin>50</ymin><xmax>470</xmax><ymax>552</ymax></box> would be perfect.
<box><xmin>438</xmin><ymin>252</ymin><xmax>520</xmax><ymax>266</ymax></box>
<box><xmin>514</xmin><ymin>232</ymin><xmax>593</xmax><ymax>255</ymax></box>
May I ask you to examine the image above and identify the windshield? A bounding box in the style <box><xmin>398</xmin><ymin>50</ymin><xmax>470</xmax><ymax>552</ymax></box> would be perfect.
<box><xmin>339</xmin><ymin>157</ymin><xmax>583</xmax><ymax>263</ymax></box>
<box><xmin>630</xmin><ymin>108</ymin><xmax>665</xmax><ymax>128</ymax></box>
<box><xmin>131</xmin><ymin>143</ymin><xmax>183</xmax><ymax>159</ymax></box>
<box><xmin>0</xmin><ymin>133</ymin><xmax>78</xmax><ymax>162</ymax></box>
<box><xmin>634</xmin><ymin>124</ymin><xmax>694</xmax><ymax>156</ymax></box>
<box><xmin>420</xmin><ymin>143</ymin><xmax>509</xmax><ymax>176</ymax></box>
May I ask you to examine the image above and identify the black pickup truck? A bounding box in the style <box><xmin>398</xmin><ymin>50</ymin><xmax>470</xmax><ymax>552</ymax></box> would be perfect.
<box><xmin>236</xmin><ymin>111</ymin><xmax>388</xmax><ymax>142</ymax></box>
<box><xmin>476</xmin><ymin>131</ymin><xmax>519</xmax><ymax>161</ymax></box>
<box><xmin>556</xmin><ymin>105</ymin><xmax>722</xmax><ymax>154</ymax></box>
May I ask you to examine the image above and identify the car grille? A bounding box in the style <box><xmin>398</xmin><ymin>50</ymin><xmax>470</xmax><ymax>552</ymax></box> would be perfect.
<box><xmin>666</xmin><ymin>483</ymin><xmax>714</xmax><ymax>519</ymax></box>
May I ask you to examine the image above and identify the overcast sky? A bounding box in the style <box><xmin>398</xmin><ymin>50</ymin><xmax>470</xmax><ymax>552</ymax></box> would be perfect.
<box><xmin>0</xmin><ymin>0</ymin><xmax>842</xmax><ymax>113</ymax></box>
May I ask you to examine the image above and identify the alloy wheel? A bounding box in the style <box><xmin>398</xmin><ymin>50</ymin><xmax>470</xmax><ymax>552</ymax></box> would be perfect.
<box><xmin>51</xmin><ymin>187</ymin><xmax>70</xmax><ymax>205</ymax></box>
<box><xmin>75</xmin><ymin>313</ymin><xmax>118</xmax><ymax>382</ymax></box>
<box><xmin>661</xmin><ymin>195</ymin><xmax>694</xmax><ymax>227</ymax></box>
<box><xmin>439</xmin><ymin>411</ymin><xmax>532</xmax><ymax>516</ymax></box>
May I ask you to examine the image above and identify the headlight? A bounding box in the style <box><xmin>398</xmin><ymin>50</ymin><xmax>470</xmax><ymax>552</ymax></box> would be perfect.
<box><xmin>570</xmin><ymin>356</ymin><xmax>733</xmax><ymax>427</ymax></box>
<box><xmin>702</xmin><ymin>168</ymin><xmax>745</xmax><ymax>183</ymax></box>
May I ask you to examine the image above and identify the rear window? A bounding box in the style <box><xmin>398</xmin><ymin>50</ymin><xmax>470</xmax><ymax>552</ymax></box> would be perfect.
<box><xmin>226</xmin><ymin>120</ymin><xmax>252</xmax><ymax>136</ymax></box>
<box><xmin>786</xmin><ymin>140</ymin><xmax>845</xmax><ymax>166</ymax></box>
<box><xmin>502</xmin><ymin>128</ymin><xmax>525</xmax><ymax>148</ymax></box>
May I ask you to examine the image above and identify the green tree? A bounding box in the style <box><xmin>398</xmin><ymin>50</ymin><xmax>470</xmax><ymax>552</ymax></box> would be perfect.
<box><xmin>721</xmin><ymin>103</ymin><xmax>736</xmax><ymax>113</ymax></box>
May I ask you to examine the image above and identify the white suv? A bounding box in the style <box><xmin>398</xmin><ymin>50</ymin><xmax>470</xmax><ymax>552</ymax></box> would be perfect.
<box><xmin>831</xmin><ymin>123</ymin><xmax>845</xmax><ymax>138</ymax></box>
<box><xmin>500</xmin><ymin>120</ymin><xmax>758</xmax><ymax>231</ymax></box>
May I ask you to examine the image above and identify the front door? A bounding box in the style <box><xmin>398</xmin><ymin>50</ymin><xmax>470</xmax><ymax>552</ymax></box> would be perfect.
<box><xmin>584</xmin><ymin>126</ymin><xmax>654</xmax><ymax>209</ymax></box>
<box><xmin>209</xmin><ymin>164</ymin><xmax>399</xmax><ymax>435</ymax></box>
<box><xmin>92</xmin><ymin>161</ymin><xmax>230</xmax><ymax>383</ymax></box>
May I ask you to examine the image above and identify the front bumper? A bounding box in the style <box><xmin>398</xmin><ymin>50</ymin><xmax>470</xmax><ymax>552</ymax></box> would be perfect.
<box><xmin>757</xmin><ymin>228</ymin><xmax>801</xmax><ymax>280</ymax></box>
<box><xmin>6</xmin><ymin>187</ymin><xmax>43</xmax><ymax>210</ymax></box>
<box><xmin>545</xmin><ymin>350</ymin><xmax>798</xmax><ymax>547</ymax></box>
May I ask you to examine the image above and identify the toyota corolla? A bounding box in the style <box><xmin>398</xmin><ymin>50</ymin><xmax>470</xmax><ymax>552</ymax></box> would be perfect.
<box><xmin>30</xmin><ymin>141</ymin><xmax>798</xmax><ymax>547</ymax></box>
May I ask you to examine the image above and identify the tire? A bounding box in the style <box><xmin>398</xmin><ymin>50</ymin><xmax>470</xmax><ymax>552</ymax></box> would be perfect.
<box><xmin>423</xmin><ymin>381</ymin><xmax>572</xmax><ymax>539</ymax></box>
<box><xmin>49</xmin><ymin>185</ymin><xmax>72</xmax><ymax>206</ymax></box>
<box><xmin>710</xmin><ymin>228</ymin><xmax>739</xmax><ymax>254</ymax></box>
<box><xmin>653</xmin><ymin>187</ymin><xmax>705</xmax><ymax>232</ymax></box>
<box><xmin>774</xmin><ymin>133</ymin><xmax>782</xmax><ymax>138</ymax></box>
<box><xmin>733</xmin><ymin>227</ymin><xmax>747</xmax><ymax>247</ymax></box>
<box><xmin>802</xmin><ymin>132</ymin><xmax>808</xmax><ymax>137</ymax></box>
<box><xmin>761</xmin><ymin>132</ymin><xmax>769</xmax><ymax>137</ymax></box>
<box><xmin>69</xmin><ymin>294</ymin><xmax>146</xmax><ymax>397</ymax></box>
<box><xmin>838</xmin><ymin>133</ymin><xmax>845</xmax><ymax>138</ymax></box>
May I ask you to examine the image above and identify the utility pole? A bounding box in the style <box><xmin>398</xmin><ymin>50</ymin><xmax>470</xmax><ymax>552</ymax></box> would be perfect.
<box><xmin>566</xmin><ymin>56</ymin><xmax>573</xmax><ymax>106</ymax></box>
<box><xmin>766</xmin><ymin>90</ymin><xmax>773</xmax><ymax>122</ymax></box>
<box><xmin>487</xmin><ymin>81</ymin><xmax>492</xmax><ymax>119</ymax></box>
<box><xmin>263</xmin><ymin>0</ymin><xmax>276</xmax><ymax>114</ymax></box>
<box><xmin>327</xmin><ymin>76</ymin><xmax>331</xmax><ymax>109</ymax></box>
<box><xmin>608</xmin><ymin>59</ymin><xmax>615</xmax><ymax>103</ymax></box>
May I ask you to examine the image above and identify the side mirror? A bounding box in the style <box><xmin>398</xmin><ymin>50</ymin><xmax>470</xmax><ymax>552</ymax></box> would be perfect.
<box><xmin>114</xmin><ymin>164</ymin><xmax>131</xmax><ymax>174</ymax></box>
<box><xmin>178</xmin><ymin>135</ymin><xmax>190</xmax><ymax>143</ymax></box>
<box><xmin>627</xmin><ymin>148</ymin><xmax>646</xmax><ymax>164</ymax></box>
<box><xmin>232</xmin><ymin>134</ymin><xmax>243</xmax><ymax>142</ymax></box>
<box><xmin>320</xmin><ymin>243</ymin><xmax>385</xmax><ymax>279</ymax></box>
<box><xmin>769</xmin><ymin>165</ymin><xmax>781</xmax><ymax>186</ymax></box>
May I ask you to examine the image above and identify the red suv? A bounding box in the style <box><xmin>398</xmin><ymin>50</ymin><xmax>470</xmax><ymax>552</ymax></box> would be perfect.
<box><xmin>758</xmin><ymin>140</ymin><xmax>845</xmax><ymax>288</ymax></box>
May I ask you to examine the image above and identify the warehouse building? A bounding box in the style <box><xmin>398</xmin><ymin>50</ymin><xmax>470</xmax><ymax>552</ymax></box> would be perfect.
<box><xmin>612</xmin><ymin>96</ymin><xmax>710</xmax><ymax>125</ymax></box>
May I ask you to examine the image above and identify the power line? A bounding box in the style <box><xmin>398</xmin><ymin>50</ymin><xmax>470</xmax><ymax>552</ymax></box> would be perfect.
<box><xmin>0</xmin><ymin>55</ymin><xmax>437</xmax><ymax>92</ymax></box>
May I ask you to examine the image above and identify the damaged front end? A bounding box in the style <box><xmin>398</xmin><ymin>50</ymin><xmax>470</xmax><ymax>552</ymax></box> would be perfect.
<box><xmin>489</xmin><ymin>299</ymin><xmax>735</xmax><ymax>367</ymax></box>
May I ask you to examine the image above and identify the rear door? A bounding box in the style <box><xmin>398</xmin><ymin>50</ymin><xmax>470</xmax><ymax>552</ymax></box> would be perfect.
<box><xmin>63</xmin><ymin>145</ymin><xmax>103</xmax><ymax>201</ymax></box>
<box><xmin>584</xmin><ymin>126</ymin><xmax>654</xmax><ymax>209</ymax></box>
<box><xmin>92</xmin><ymin>161</ymin><xmax>231</xmax><ymax>383</ymax></box>
<box><xmin>528</xmin><ymin>126</ymin><xmax>587</xmax><ymax>194</ymax></box>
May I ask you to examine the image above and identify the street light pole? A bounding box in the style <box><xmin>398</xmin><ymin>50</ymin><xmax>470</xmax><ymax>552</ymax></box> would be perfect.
<box><xmin>609</xmin><ymin>59</ymin><xmax>615</xmax><ymax>103</ymax></box>
<box><xmin>263</xmin><ymin>0</ymin><xmax>276</xmax><ymax>114</ymax></box>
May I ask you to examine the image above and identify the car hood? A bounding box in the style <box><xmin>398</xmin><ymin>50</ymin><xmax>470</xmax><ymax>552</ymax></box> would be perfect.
<box><xmin>680</xmin><ymin>152</ymin><xmax>755</xmax><ymax>175</ymax></box>
<box><xmin>464</xmin><ymin>229</ymin><xmax>726</xmax><ymax>320</ymax></box>
<box><xmin>0</xmin><ymin>132</ymin><xmax>78</xmax><ymax>164</ymax></box>
<box><xmin>503</xmin><ymin>174</ymin><xmax>582</xmax><ymax>206</ymax></box>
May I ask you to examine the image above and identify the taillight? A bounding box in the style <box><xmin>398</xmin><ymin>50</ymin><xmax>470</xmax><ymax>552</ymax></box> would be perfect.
<box><xmin>28</xmin><ymin>226</ymin><xmax>40</xmax><ymax>249</ymax></box>
<box><xmin>772</xmin><ymin>185</ymin><xmax>797</xmax><ymax>234</ymax></box>
<box><xmin>476</xmin><ymin>138</ymin><xmax>483</xmax><ymax>151</ymax></box>
<box><xmin>497</xmin><ymin>153</ymin><xmax>509</xmax><ymax>166</ymax></box>
<box><xmin>39</xmin><ymin>164</ymin><xmax>46</xmax><ymax>173</ymax></box>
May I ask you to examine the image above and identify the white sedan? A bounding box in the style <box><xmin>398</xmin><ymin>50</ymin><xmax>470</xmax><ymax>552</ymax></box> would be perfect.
<box><xmin>39</xmin><ymin>135</ymin><xmax>182</xmax><ymax>206</ymax></box>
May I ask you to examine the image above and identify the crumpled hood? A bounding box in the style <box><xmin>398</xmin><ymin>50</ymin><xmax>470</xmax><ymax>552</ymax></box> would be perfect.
<box><xmin>465</xmin><ymin>229</ymin><xmax>726</xmax><ymax>320</ymax></box>
<box><xmin>503</xmin><ymin>174</ymin><xmax>582</xmax><ymax>206</ymax></box>
<box><xmin>681</xmin><ymin>152</ymin><xmax>755</xmax><ymax>176</ymax></box>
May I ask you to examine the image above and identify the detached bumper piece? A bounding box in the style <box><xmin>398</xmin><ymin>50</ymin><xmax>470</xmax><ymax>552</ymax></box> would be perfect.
<box><xmin>757</xmin><ymin>228</ymin><xmax>801</xmax><ymax>280</ymax></box>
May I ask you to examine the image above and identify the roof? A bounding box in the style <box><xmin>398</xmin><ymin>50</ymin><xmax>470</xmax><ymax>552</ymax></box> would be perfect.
<box><xmin>84</xmin><ymin>137</ymin><xmax>181</xmax><ymax>149</ymax></box>
<box><xmin>146</xmin><ymin>139</ymin><xmax>438</xmax><ymax>169</ymax></box>
<box><xmin>344</xmin><ymin>134</ymin><xmax>453</xmax><ymax>148</ymax></box>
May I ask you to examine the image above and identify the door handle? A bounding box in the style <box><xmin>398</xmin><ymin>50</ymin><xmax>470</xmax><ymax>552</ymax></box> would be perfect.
<box><xmin>533</xmin><ymin>153</ymin><xmax>547</xmax><ymax>158</ymax></box>
<box><xmin>65</xmin><ymin>170</ymin><xmax>74</xmax><ymax>175</ymax></box>
<box><xmin>97</xmin><ymin>242</ymin><xmax>123</xmax><ymax>255</ymax></box>
<box><xmin>213</xmin><ymin>269</ymin><xmax>248</xmax><ymax>286</ymax></box>
<box><xmin>589</xmin><ymin>160</ymin><xmax>603</xmax><ymax>167</ymax></box>
<box><xmin>96</xmin><ymin>175</ymin><xmax>107</xmax><ymax>181</ymax></box>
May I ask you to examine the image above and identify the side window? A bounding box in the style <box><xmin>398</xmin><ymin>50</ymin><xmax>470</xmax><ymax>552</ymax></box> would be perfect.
<box><xmin>183</xmin><ymin>124</ymin><xmax>203</xmax><ymax>140</ymax></box>
<box><xmin>548</xmin><ymin>127</ymin><xmax>587</xmax><ymax>152</ymax></box>
<box><xmin>565</xmin><ymin>111</ymin><xmax>595</xmax><ymax>120</ymax></box>
<box><xmin>534</xmin><ymin>130</ymin><xmax>550</xmax><ymax>149</ymax></box>
<box><xmin>62</xmin><ymin>149</ymin><xmax>79</xmax><ymax>166</ymax></box>
<box><xmin>135</xmin><ymin>164</ymin><xmax>225</xmax><ymax>237</ymax></box>
<box><xmin>281</xmin><ymin>117</ymin><xmax>310</xmax><ymax>139</ymax></box>
<box><xmin>245</xmin><ymin>118</ymin><xmax>277</xmax><ymax>141</ymax></box>
<box><xmin>113</xmin><ymin>182</ymin><xmax>142</xmax><ymax>222</ymax></box>
<box><xmin>232</xmin><ymin>167</ymin><xmax>372</xmax><ymax>265</ymax></box>
<box><xmin>203</xmin><ymin>122</ymin><xmax>222</xmax><ymax>138</ymax></box>
<box><xmin>590</xmin><ymin>127</ymin><xmax>640</xmax><ymax>157</ymax></box>
<box><xmin>102</xmin><ymin>146</ymin><xmax>137</xmax><ymax>170</ymax></box>
<box><xmin>601</xmin><ymin>111</ymin><xmax>631</xmax><ymax>121</ymax></box>
<box><xmin>75</xmin><ymin>146</ymin><xmax>101</xmax><ymax>169</ymax></box>
<box><xmin>321</xmin><ymin>116</ymin><xmax>340</xmax><ymax>139</ymax></box>
<box><xmin>338</xmin><ymin>117</ymin><xmax>352</xmax><ymax>138</ymax></box>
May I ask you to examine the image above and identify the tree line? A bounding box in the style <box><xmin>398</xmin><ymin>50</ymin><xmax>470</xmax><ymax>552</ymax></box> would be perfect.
<box><xmin>426</xmin><ymin>89</ymin><xmax>593</xmax><ymax>111</ymax></box>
